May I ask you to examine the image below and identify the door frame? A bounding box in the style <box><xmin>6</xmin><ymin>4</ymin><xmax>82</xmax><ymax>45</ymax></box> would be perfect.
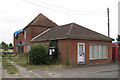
<box><xmin>77</xmin><ymin>43</ymin><xmax>85</xmax><ymax>64</ymax></box>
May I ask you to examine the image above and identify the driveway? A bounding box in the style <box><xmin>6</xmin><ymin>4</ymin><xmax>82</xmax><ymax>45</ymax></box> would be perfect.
<box><xmin>32</xmin><ymin>62</ymin><xmax>119</xmax><ymax>78</ymax></box>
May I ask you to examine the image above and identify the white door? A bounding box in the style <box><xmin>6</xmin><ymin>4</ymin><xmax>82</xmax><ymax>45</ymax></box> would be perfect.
<box><xmin>77</xmin><ymin>43</ymin><xmax>85</xmax><ymax>64</ymax></box>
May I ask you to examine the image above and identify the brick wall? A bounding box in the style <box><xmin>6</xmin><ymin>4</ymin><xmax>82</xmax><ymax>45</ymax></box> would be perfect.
<box><xmin>57</xmin><ymin>39</ymin><xmax>112</xmax><ymax>65</ymax></box>
<box><xmin>30</xmin><ymin>39</ymin><xmax>112</xmax><ymax>65</ymax></box>
<box><xmin>68</xmin><ymin>39</ymin><xmax>112</xmax><ymax>65</ymax></box>
<box><xmin>58</xmin><ymin>39</ymin><xmax>70</xmax><ymax>62</ymax></box>
<box><xmin>13</xmin><ymin>32</ymin><xmax>24</xmax><ymax>54</ymax></box>
<box><xmin>14</xmin><ymin>26</ymin><xmax>50</xmax><ymax>54</ymax></box>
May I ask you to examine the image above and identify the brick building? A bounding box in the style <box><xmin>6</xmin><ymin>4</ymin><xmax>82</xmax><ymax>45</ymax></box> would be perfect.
<box><xmin>13</xmin><ymin>13</ymin><xmax>58</xmax><ymax>54</ymax></box>
<box><xmin>14</xmin><ymin>14</ymin><xmax>114</xmax><ymax>65</ymax></box>
<box><xmin>31</xmin><ymin>23</ymin><xmax>114</xmax><ymax>65</ymax></box>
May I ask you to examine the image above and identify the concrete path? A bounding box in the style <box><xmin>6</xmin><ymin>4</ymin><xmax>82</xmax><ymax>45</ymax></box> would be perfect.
<box><xmin>2</xmin><ymin>60</ymin><xmax>42</xmax><ymax>78</ymax></box>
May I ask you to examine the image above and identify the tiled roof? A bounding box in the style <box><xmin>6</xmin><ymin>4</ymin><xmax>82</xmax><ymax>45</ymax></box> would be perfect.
<box><xmin>24</xmin><ymin>13</ymin><xmax>58</xmax><ymax>29</ymax></box>
<box><xmin>31</xmin><ymin>23</ymin><xmax>114</xmax><ymax>42</ymax></box>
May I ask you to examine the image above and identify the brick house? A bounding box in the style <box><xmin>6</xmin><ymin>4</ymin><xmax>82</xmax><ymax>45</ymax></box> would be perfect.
<box><xmin>13</xmin><ymin>13</ymin><xmax>58</xmax><ymax>54</ymax></box>
<box><xmin>14</xmin><ymin>14</ymin><xmax>114</xmax><ymax>65</ymax></box>
<box><xmin>31</xmin><ymin>23</ymin><xmax>114</xmax><ymax>65</ymax></box>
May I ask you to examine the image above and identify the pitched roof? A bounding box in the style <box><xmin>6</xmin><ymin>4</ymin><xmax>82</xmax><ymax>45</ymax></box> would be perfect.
<box><xmin>24</xmin><ymin>13</ymin><xmax>58</xmax><ymax>29</ymax></box>
<box><xmin>31</xmin><ymin>23</ymin><xmax>114</xmax><ymax>42</ymax></box>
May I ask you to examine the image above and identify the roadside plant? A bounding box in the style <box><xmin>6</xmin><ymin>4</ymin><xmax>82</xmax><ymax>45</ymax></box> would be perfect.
<box><xmin>29</xmin><ymin>43</ymin><xmax>51</xmax><ymax>65</ymax></box>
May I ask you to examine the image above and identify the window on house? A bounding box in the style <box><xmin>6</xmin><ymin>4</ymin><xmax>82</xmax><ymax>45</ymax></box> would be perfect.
<box><xmin>27</xmin><ymin>45</ymin><xmax>31</xmax><ymax>52</ymax></box>
<box><xmin>24</xmin><ymin>31</ymin><xmax>26</xmax><ymax>39</ymax></box>
<box><xmin>45</xmin><ymin>41</ymin><xmax>49</xmax><ymax>44</ymax></box>
<box><xmin>89</xmin><ymin>44</ymin><xmax>108</xmax><ymax>60</ymax></box>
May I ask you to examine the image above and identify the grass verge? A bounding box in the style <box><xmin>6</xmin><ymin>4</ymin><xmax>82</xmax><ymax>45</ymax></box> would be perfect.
<box><xmin>2</xmin><ymin>57</ymin><xmax>18</xmax><ymax>74</ymax></box>
<box><xmin>4</xmin><ymin>54</ymin><xmax>69</xmax><ymax>70</ymax></box>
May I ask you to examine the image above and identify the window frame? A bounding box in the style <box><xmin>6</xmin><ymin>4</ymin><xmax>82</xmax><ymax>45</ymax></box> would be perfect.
<box><xmin>24</xmin><ymin>31</ymin><xmax>26</xmax><ymax>39</ymax></box>
<box><xmin>89</xmin><ymin>43</ymin><xmax>108</xmax><ymax>60</ymax></box>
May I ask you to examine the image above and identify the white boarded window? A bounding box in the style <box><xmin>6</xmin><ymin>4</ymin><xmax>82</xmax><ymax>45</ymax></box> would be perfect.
<box><xmin>102</xmin><ymin>45</ymin><xmax>108</xmax><ymax>58</ymax></box>
<box><xmin>90</xmin><ymin>44</ymin><xmax>94</xmax><ymax>59</ymax></box>
<box><xmin>89</xmin><ymin>44</ymin><xmax>108</xmax><ymax>60</ymax></box>
<box><xmin>99</xmin><ymin>45</ymin><xmax>103</xmax><ymax>59</ymax></box>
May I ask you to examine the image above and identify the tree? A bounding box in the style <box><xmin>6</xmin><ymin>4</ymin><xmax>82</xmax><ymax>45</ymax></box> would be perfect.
<box><xmin>9</xmin><ymin>43</ymin><xmax>13</xmax><ymax>49</ymax></box>
<box><xmin>116</xmin><ymin>35</ymin><xmax>120</xmax><ymax>41</ymax></box>
<box><xmin>0</xmin><ymin>41</ymin><xmax>8</xmax><ymax>49</ymax></box>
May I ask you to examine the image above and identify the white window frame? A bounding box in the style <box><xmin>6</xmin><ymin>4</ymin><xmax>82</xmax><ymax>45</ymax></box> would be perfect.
<box><xmin>24</xmin><ymin>31</ymin><xmax>26</xmax><ymax>39</ymax></box>
<box><xmin>89</xmin><ymin>44</ymin><xmax>108</xmax><ymax>60</ymax></box>
<box><xmin>27</xmin><ymin>45</ymin><xmax>31</xmax><ymax>52</ymax></box>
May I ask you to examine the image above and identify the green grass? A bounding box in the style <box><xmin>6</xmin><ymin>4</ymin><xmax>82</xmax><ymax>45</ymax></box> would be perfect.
<box><xmin>3</xmin><ymin>54</ymin><xmax>69</xmax><ymax>70</ymax></box>
<box><xmin>0</xmin><ymin>49</ymin><xmax>4</xmax><ymax>52</ymax></box>
<box><xmin>23</xmin><ymin>64</ymin><xmax>64</xmax><ymax>70</ymax></box>
<box><xmin>2</xmin><ymin>57</ymin><xmax>18</xmax><ymax>74</ymax></box>
<box><xmin>8</xmin><ymin>49</ymin><xmax>13</xmax><ymax>53</ymax></box>
<box><xmin>0</xmin><ymin>49</ymin><xmax>13</xmax><ymax>53</ymax></box>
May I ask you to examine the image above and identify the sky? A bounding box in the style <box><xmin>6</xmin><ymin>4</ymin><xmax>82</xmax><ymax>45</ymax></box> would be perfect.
<box><xmin>0</xmin><ymin>0</ymin><xmax>119</xmax><ymax>44</ymax></box>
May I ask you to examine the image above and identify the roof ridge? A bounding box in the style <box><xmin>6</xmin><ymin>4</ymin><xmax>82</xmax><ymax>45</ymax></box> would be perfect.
<box><xmin>41</xmin><ymin>14</ymin><xmax>58</xmax><ymax>27</ymax></box>
<box><xmin>24</xmin><ymin>13</ymin><xmax>58</xmax><ymax>29</ymax></box>
<box><xmin>67</xmin><ymin>23</ymin><xmax>73</xmax><ymax>36</ymax></box>
<box><xmin>25</xmin><ymin>13</ymin><xmax>40</xmax><ymax>29</ymax></box>
<box><xmin>60</xmin><ymin>22</ymin><xmax>74</xmax><ymax>27</ymax></box>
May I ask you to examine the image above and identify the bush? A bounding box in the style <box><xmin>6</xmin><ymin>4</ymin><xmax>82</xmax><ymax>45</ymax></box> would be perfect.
<box><xmin>29</xmin><ymin>43</ymin><xmax>51</xmax><ymax>65</ymax></box>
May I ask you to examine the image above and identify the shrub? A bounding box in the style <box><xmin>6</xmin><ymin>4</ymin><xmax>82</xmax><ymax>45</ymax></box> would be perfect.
<box><xmin>29</xmin><ymin>43</ymin><xmax>51</xmax><ymax>65</ymax></box>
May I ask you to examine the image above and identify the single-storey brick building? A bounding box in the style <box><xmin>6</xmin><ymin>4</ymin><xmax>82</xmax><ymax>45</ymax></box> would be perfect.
<box><xmin>31</xmin><ymin>23</ymin><xmax>114</xmax><ymax>65</ymax></box>
<box><xmin>14</xmin><ymin>13</ymin><xmax>114</xmax><ymax>65</ymax></box>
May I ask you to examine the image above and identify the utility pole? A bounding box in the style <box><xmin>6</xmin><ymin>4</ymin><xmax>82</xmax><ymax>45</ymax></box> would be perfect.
<box><xmin>107</xmin><ymin>8</ymin><xmax>110</xmax><ymax>37</ymax></box>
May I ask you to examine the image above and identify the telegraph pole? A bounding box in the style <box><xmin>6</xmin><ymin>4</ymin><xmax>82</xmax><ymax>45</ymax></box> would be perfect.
<box><xmin>107</xmin><ymin>8</ymin><xmax>110</xmax><ymax>37</ymax></box>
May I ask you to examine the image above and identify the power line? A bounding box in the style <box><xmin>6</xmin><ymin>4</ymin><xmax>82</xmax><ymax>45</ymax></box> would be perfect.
<box><xmin>22</xmin><ymin>0</ymin><xmax>106</xmax><ymax>15</ymax></box>
<box><xmin>35</xmin><ymin>0</ymin><xmax>105</xmax><ymax>13</ymax></box>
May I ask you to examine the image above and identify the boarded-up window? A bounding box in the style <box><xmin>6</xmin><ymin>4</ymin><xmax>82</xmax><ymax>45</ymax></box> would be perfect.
<box><xmin>89</xmin><ymin>44</ymin><xmax>108</xmax><ymax>60</ymax></box>
<box><xmin>90</xmin><ymin>44</ymin><xmax>94</xmax><ymax>59</ymax></box>
<box><xmin>102</xmin><ymin>45</ymin><xmax>108</xmax><ymax>58</ymax></box>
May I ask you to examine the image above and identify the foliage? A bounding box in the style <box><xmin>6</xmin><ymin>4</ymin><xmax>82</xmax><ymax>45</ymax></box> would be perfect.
<box><xmin>8</xmin><ymin>43</ymin><xmax>13</xmax><ymax>49</ymax></box>
<box><xmin>29</xmin><ymin>43</ymin><xmax>51</xmax><ymax>65</ymax></box>
<box><xmin>0</xmin><ymin>41</ymin><xmax>8</xmax><ymax>48</ymax></box>
<box><xmin>0</xmin><ymin>42</ymin><xmax>13</xmax><ymax>49</ymax></box>
<box><xmin>116</xmin><ymin>35</ymin><xmax>120</xmax><ymax>41</ymax></box>
<box><xmin>3</xmin><ymin>54</ymin><xmax>69</xmax><ymax>71</ymax></box>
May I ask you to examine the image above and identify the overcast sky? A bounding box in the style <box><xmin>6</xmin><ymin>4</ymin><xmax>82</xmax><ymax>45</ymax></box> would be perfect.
<box><xmin>0</xmin><ymin>0</ymin><xmax>119</xmax><ymax>44</ymax></box>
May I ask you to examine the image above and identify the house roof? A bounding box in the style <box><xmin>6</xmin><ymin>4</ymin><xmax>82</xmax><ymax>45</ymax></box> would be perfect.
<box><xmin>24</xmin><ymin>13</ymin><xmax>58</xmax><ymax>29</ymax></box>
<box><xmin>31</xmin><ymin>23</ymin><xmax>114</xmax><ymax>42</ymax></box>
